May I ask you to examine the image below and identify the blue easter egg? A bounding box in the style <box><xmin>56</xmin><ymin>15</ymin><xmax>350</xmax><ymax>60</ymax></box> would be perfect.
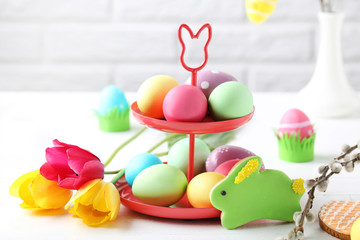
<box><xmin>125</xmin><ymin>153</ymin><xmax>163</xmax><ymax>187</ymax></box>
<box><xmin>98</xmin><ymin>85</ymin><xmax>129</xmax><ymax>115</ymax></box>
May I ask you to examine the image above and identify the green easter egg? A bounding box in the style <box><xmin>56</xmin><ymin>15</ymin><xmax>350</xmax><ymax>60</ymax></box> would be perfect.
<box><xmin>167</xmin><ymin>138</ymin><xmax>211</xmax><ymax>177</ymax></box>
<box><xmin>132</xmin><ymin>164</ymin><xmax>187</xmax><ymax>207</ymax></box>
<box><xmin>208</xmin><ymin>81</ymin><xmax>253</xmax><ymax>121</ymax></box>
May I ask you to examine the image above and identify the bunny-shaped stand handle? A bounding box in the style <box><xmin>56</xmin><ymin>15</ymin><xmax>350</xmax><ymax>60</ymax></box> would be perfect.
<box><xmin>178</xmin><ymin>23</ymin><xmax>212</xmax><ymax>182</ymax></box>
<box><xmin>178</xmin><ymin>24</ymin><xmax>212</xmax><ymax>86</ymax></box>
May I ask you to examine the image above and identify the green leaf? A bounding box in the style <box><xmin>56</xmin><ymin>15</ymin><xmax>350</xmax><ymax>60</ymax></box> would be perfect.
<box><xmin>165</xmin><ymin>130</ymin><xmax>237</xmax><ymax>152</ymax></box>
<box><xmin>199</xmin><ymin>130</ymin><xmax>237</xmax><ymax>151</ymax></box>
<box><xmin>166</xmin><ymin>133</ymin><xmax>187</xmax><ymax>149</ymax></box>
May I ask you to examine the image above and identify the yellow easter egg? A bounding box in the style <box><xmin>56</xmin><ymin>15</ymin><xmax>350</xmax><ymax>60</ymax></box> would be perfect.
<box><xmin>246</xmin><ymin>0</ymin><xmax>277</xmax><ymax>24</ymax></box>
<box><xmin>351</xmin><ymin>217</ymin><xmax>360</xmax><ymax>240</ymax></box>
<box><xmin>187</xmin><ymin>172</ymin><xmax>225</xmax><ymax>208</ymax></box>
<box><xmin>137</xmin><ymin>75</ymin><xmax>179</xmax><ymax>119</ymax></box>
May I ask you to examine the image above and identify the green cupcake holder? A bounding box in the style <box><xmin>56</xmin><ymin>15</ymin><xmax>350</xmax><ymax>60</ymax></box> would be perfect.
<box><xmin>97</xmin><ymin>106</ymin><xmax>130</xmax><ymax>132</ymax></box>
<box><xmin>277</xmin><ymin>132</ymin><xmax>315</xmax><ymax>163</ymax></box>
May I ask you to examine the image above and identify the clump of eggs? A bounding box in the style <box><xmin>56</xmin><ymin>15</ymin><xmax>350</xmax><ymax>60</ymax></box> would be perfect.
<box><xmin>129</xmin><ymin>70</ymin><xmax>255</xmax><ymax>208</ymax></box>
<box><xmin>137</xmin><ymin>70</ymin><xmax>253</xmax><ymax>122</ymax></box>
<box><xmin>125</xmin><ymin>143</ymin><xmax>260</xmax><ymax>208</ymax></box>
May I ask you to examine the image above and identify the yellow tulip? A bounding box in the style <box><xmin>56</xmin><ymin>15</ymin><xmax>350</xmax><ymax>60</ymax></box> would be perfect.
<box><xmin>10</xmin><ymin>170</ymin><xmax>73</xmax><ymax>210</ymax></box>
<box><xmin>66</xmin><ymin>179</ymin><xmax>120</xmax><ymax>226</ymax></box>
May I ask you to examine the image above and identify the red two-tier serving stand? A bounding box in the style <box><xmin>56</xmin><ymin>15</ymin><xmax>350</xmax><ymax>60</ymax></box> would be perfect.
<box><xmin>117</xmin><ymin>23</ymin><xmax>254</xmax><ymax>219</ymax></box>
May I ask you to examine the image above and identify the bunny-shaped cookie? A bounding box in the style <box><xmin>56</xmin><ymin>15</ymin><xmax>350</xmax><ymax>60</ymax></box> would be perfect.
<box><xmin>211</xmin><ymin>156</ymin><xmax>304</xmax><ymax>229</ymax></box>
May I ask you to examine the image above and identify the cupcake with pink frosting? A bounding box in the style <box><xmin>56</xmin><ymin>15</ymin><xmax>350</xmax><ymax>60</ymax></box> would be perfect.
<box><xmin>276</xmin><ymin>108</ymin><xmax>315</xmax><ymax>162</ymax></box>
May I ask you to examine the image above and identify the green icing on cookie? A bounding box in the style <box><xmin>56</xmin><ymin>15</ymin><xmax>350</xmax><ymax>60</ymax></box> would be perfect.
<box><xmin>210</xmin><ymin>156</ymin><xmax>304</xmax><ymax>230</ymax></box>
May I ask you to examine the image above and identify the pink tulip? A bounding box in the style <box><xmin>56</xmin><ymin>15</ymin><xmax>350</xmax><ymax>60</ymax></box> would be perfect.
<box><xmin>40</xmin><ymin>140</ymin><xmax>104</xmax><ymax>190</ymax></box>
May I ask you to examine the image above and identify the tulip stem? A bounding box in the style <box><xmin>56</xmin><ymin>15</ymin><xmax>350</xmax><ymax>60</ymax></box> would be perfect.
<box><xmin>111</xmin><ymin>168</ymin><xmax>125</xmax><ymax>184</ymax></box>
<box><xmin>154</xmin><ymin>151</ymin><xmax>168</xmax><ymax>157</ymax></box>
<box><xmin>104</xmin><ymin>127</ymin><xmax>147</xmax><ymax>168</ymax></box>
<box><xmin>104</xmin><ymin>170</ymin><xmax>121</xmax><ymax>174</ymax></box>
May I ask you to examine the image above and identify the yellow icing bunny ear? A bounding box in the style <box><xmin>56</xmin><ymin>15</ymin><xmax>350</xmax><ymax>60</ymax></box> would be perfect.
<box><xmin>234</xmin><ymin>158</ymin><xmax>259</xmax><ymax>184</ymax></box>
<box><xmin>245</xmin><ymin>0</ymin><xmax>278</xmax><ymax>24</ymax></box>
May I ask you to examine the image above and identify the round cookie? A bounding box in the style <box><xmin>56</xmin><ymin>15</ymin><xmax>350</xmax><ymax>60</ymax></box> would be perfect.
<box><xmin>319</xmin><ymin>200</ymin><xmax>360</xmax><ymax>240</ymax></box>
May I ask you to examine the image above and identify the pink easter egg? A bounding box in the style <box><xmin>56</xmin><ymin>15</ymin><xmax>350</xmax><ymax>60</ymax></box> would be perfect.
<box><xmin>214</xmin><ymin>158</ymin><xmax>265</xmax><ymax>176</ymax></box>
<box><xmin>278</xmin><ymin>108</ymin><xmax>314</xmax><ymax>140</ymax></box>
<box><xmin>163</xmin><ymin>85</ymin><xmax>207</xmax><ymax>122</ymax></box>
<box><xmin>186</xmin><ymin>70</ymin><xmax>237</xmax><ymax>98</ymax></box>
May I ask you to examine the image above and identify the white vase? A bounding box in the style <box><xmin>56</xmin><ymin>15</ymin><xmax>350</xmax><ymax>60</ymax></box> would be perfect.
<box><xmin>296</xmin><ymin>12</ymin><xmax>360</xmax><ymax>118</ymax></box>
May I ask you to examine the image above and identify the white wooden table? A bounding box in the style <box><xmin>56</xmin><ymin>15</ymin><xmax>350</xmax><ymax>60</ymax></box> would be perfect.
<box><xmin>1</xmin><ymin>92</ymin><xmax>359</xmax><ymax>240</ymax></box>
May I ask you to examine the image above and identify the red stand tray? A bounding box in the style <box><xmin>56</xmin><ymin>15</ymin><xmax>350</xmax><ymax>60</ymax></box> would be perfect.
<box><xmin>117</xmin><ymin>23</ymin><xmax>254</xmax><ymax>219</ymax></box>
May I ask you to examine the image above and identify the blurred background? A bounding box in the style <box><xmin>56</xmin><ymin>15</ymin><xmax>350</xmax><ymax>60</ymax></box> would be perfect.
<box><xmin>0</xmin><ymin>0</ymin><xmax>359</xmax><ymax>92</ymax></box>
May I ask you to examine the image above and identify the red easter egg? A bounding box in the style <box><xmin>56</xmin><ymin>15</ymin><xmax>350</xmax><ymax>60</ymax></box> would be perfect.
<box><xmin>278</xmin><ymin>108</ymin><xmax>314</xmax><ymax>140</ymax></box>
<box><xmin>163</xmin><ymin>85</ymin><xmax>207</xmax><ymax>122</ymax></box>
<box><xmin>214</xmin><ymin>159</ymin><xmax>241</xmax><ymax>176</ymax></box>
<box><xmin>214</xmin><ymin>158</ymin><xmax>266</xmax><ymax>176</ymax></box>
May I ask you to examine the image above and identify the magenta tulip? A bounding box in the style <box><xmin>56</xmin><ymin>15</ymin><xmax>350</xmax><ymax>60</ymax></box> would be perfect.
<box><xmin>40</xmin><ymin>140</ymin><xmax>104</xmax><ymax>190</ymax></box>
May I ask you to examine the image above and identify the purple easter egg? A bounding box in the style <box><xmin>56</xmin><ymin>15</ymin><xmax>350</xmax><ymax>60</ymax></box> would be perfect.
<box><xmin>186</xmin><ymin>70</ymin><xmax>237</xmax><ymax>98</ymax></box>
<box><xmin>206</xmin><ymin>145</ymin><xmax>256</xmax><ymax>172</ymax></box>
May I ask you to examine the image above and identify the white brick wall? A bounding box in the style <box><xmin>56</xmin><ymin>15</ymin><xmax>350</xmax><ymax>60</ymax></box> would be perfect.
<box><xmin>0</xmin><ymin>0</ymin><xmax>359</xmax><ymax>92</ymax></box>
<box><xmin>45</xmin><ymin>24</ymin><xmax>177</xmax><ymax>62</ymax></box>
<box><xmin>0</xmin><ymin>24</ymin><xmax>41</xmax><ymax>61</ymax></box>
<box><xmin>114</xmin><ymin>0</ymin><xmax>245</xmax><ymax>23</ymax></box>
<box><xmin>0</xmin><ymin>64</ymin><xmax>111</xmax><ymax>90</ymax></box>
<box><xmin>0</xmin><ymin>0</ymin><xmax>110</xmax><ymax>20</ymax></box>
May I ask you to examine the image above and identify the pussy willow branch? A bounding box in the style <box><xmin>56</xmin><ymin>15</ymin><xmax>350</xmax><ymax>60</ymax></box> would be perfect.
<box><xmin>320</xmin><ymin>0</ymin><xmax>326</xmax><ymax>11</ymax></box>
<box><xmin>320</xmin><ymin>0</ymin><xmax>333</xmax><ymax>12</ymax></box>
<box><xmin>312</xmin><ymin>145</ymin><xmax>357</xmax><ymax>182</ymax></box>
<box><xmin>295</xmin><ymin>187</ymin><xmax>315</xmax><ymax>234</ymax></box>
<box><xmin>294</xmin><ymin>144</ymin><xmax>359</xmax><ymax>235</ymax></box>
<box><xmin>336</xmin><ymin>145</ymin><xmax>358</xmax><ymax>161</ymax></box>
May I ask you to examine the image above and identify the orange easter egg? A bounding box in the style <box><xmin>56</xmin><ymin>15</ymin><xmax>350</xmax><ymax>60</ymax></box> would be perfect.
<box><xmin>137</xmin><ymin>75</ymin><xmax>179</xmax><ymax>119</ymax></box>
